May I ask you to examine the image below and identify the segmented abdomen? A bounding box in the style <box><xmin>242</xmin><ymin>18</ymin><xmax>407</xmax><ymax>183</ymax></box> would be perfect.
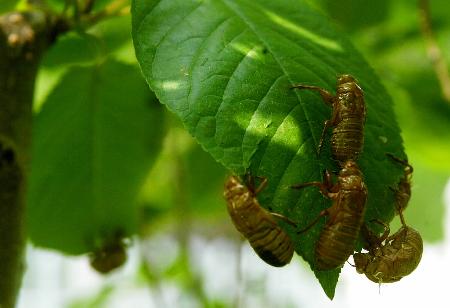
<box><xmin>315</xmin><ymin>191</ymin><xmax>365</xmax><ymax>270</ymax></box>
<box><xmin>395</xmin><ymin>180</ymin><xmax>412</xmax><ymax>213</ymax></box>
<box><xmin>224</xmin><ymin>176</ymin><xmax>294</xmax><ymax>267</ymax></box>
<box><xmin>387</xmin><ymin>226</ymin><xmax>423</xmax><ymax>279</ymax></box>
<box><xmin>332</xmin><ymin>116</ymin><xmax>364</xmax><ymax>163</ymax></box>
<box><xmin>358</xmin><ymin>226</ymin><xmax>422</xmax><ymax>283</ymax></box>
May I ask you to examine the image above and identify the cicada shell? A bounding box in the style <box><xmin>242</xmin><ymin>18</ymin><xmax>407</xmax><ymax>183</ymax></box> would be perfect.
<box><xmin>224</xmin><ymin>175</ymin><xmax>294</xmax><ymax>267</ymax></box>
<box><xmin>292</xmin><ymin>160</ymin><xmax>367</xmax><ymax>270</ymax></box>
<box><xmin>292</xmin><ymin>75</ymin><xmax>366</xmax><ymax>164</ymax></box>
<box><xmin>386</xmin><ymin>153</ymin><xmax>413</xmax><ymax>214</ymax></box>
<box><xmin>354</xmin><ymin>225</ymin><xmax>423</xmax><ymax>283</ymax></box>
<box><xmin>89</xmin><ymin>234</ymin><xmax>128</xmax><ymax>274</ymax></box>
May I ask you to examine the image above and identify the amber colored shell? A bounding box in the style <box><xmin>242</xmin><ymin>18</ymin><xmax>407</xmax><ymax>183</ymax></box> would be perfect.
<box><xmin>224</xmin><ymin>176</ymin><xmax>294</xmax><ymax>267</ymax></box>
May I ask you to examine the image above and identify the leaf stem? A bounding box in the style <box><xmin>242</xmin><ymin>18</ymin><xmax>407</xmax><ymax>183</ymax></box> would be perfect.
<box><xmin>418</xmin><ymin>0</ymin><xmax>450</xmax><ymax>103</ymax></box>
<box><xmin>82</xmin><ymin>0</ymin><xmax>97</xmax><ymax>14</ymax></box>
<box><xmin>83</xmin><ymin>0</ymin><xmax>130</xmax><ymax>26</ymax></box>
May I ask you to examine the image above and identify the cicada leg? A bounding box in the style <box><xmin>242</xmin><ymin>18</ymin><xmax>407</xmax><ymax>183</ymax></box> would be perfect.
<box><xmin>291</xmin><ymin>170</ymin><xmax>334</xmax><ymax>234</ymax></box>
<box><xmin>291</xmin><ymin>170</ymin><xmax>334</xmax><ymax>196</ymax></box>
<box><xmin>245</xmin><ymin>174</ymin><xmax>297</xmax><ymax>228</ymax></box>
<box><xmin>290</xmin><ymin>84</ymin><xmax>334</xmax><ymax>104</ymax></box>
<box><xmin>296</xmin><ymin>209</ymin><xmax>329</xmax><ymax>234</ymax></box>
<box><xmin>270</xmin><ymin>212</ymin><xmax>298</xmax><ymax>228</ymax></box>
<box><xmin>244</xmin><ymin>174</ymin><xmax>268</xmax><ymax>195</ymax></box>
<box><xmin>386</xmin><ymin>153</ymin><xmax>414</xmax><ymax>176</ymax></box>
<box><xmin>254</xmin><ymin>177</ymin><xmax>268</xmax><ymax>195</ymax></box>
<box><xmin>398</xmin><ymin>210</ymin><xmax>407</xmax><ymax>227</ymax></box>
<box><xmin>291</xmin><ymin>84</ymin><xmax>335</xmax><ymax>156</ymax></box>
<box><xmin>362</xmin><ymin>219</ymin><xmax>391</xmax><ymax>250</ymax></box>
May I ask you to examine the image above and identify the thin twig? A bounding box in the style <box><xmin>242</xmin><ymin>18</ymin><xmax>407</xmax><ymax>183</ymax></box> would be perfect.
<box><xmin>82</xmin><ymin>0</ymin><xmax>96</xmax><ymax>14</ymax></box>
<box><xmin>418</xmin><ymin>0</ymin><xmax>450</xmax><ymax>103</ymax></box>
<box><xmin>85</xmin><ymin>0</ymin><xmax>129</xmax><ymax>25</ymax></box>
<box><xmin>0</xmin><ymin>10</ymin><xmax>55</xmax><ymax>307</ymax></box>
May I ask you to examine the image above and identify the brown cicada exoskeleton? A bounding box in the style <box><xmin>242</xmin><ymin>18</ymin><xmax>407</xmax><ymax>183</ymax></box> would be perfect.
<box><xmin>89</xmin><ymin>232</ymin><xmax>128</xmax><ymax>274</ymax></box>
<box><xmin>354</xmin><ymin>217</ymin><xmax>423</xmax><ymax>283</ymax></box>
<box><xmin>292</xmin><ymin>160</ymin><xmax>367</xmax><ymax>270</ymax></box>
<box><xmin>224</xmin><ymin>175</ymin><xmax>296</xmax><ymax>267</ymax></box>
<box><xmin>386</xmin><ymin>153</ymin><xmax>413</xmax><ymax>216</ymax></box>
<box><xmin>292</xmin><ymin>75</ymin><xmax>366</xmax><ymax>164</ymax></box>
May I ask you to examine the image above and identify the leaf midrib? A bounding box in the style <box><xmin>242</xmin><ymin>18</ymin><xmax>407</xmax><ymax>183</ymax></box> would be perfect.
<box><xmin>221</xmin><ymin>0</ymin><xmax>328</xmax><ymax>142</ymax></box>
<box><xmin>87</xmin><ymin>66</ymin><xmax>103</xmax><ymax>223</ymax></box>
<box><xmin>218</xmin><ymin>0</ymin><xmax>325</xmax><ymax>204</ymax></box>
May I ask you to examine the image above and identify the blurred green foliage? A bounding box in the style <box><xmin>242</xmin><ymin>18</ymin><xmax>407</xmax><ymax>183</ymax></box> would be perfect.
<box><xmin>28</xmin><ymin>60</ymin><xmax>165</xmax><ymax>254</ymax></box>
<box><xmin>0</xmin><ymin>0</ymin><xmax>18</xmax><ymax>13</ymax></box>
<box><xmin>45</xmin><ymin>0</ymin><xmax>112</xmax><ymax>12</ymax></box>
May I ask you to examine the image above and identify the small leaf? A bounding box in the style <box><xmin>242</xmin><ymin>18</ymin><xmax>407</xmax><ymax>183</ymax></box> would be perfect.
<box><xmin>27</xmin><ymin>60</ymin><xmax>165</xmax><ymax>254</ymax></box>
<box><xmin>42</xmin><ymin>32</ymin><xmax>102</xmax><ymax>68</ymax></box>
<box><xmin>132</xmin><ymin>0</ymin><xmax>405</xmax><ymax>298</ymax></box>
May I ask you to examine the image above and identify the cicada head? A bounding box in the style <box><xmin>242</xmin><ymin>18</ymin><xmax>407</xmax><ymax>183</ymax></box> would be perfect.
<box><xmin>353</xmin><ymin>252</ymin><xmax>369</xmax><ymax>274</ymax></box>
<box><xmin>338</xmin><ymin>160</ymin><xmax>366</xmax><ymax>192</ymax></box>
<box><xmin>336</xmin><ymin>74</ymin><xmax>363</xmax><ymax>98</ymax></box>
<box><xmin>337</xmin><ymin>74</ymin><xmax>356</xmax><ymax>85</ymax></box>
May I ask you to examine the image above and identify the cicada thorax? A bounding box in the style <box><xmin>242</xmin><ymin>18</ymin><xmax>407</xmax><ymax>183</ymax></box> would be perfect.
<box><xmin>224</xmin><ymin>175</ymin><xmax>294</xmax><ymax>267</ymax></box>
<box><xmin>330</xmin><ymin>79</ymin><xmax>366</xmax><ymax>164</ymax></box>
<box><xmin>316</xmin><ymin>161</ymin><xmax>367</xmax><ymax>270</ymax></box>
<box><xmin>354</xmin><ymin>225</ymin><xmax>423</xmax><ymax>283</ymax></box>
<box><xmin>291</xmin><ymin>74</ymin><xmax>366</xmax><ymax>164</ymax></box>
<box><xmin>292</xmin><ymin>160</ymin><xmax>367</xmax><ymax>270</ymax></box>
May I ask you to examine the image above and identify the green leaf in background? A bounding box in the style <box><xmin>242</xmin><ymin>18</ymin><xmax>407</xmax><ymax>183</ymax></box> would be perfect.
<box><xmin>316</xmin><ymin>0</ymin><xmax>389</xmax><ymax>31</ymax></box>
<box><xmin>140</xmin><ymin>124</ymin><xmax>227</xmax><ymax>220</ymax></box>
<box><xmin>41</xmin><ymin>15</ymin><xmax>134</xmax><ymax>69</ymax></box>
<box><xmin>45</xmin><ymin>0</ymin><xmax>114</xmax><ymax>13</ymax></box>
<box><xmin>27</xmin><ymin>59</ymin><xmax>165</xmax><ymax>255</ymax></box>
<box><xmin>400</xmin><ymin>158</ymin><xmax>446</xmax><ymax>242</ymax></box>
<box><xmin>346</xmin><ymin>1</ymin><xmax>450</xmax><ymax>173</ymax></box>
<box><xmin>35</xmin><ymin>13</ymin><xmax>136</xmax><ymax>110</ymax></box>
<box><xmin>42</xmin><ymin>32</ymin><xmax>103</xmax><ymax>68</ymax></box>
<box><xmin>132</xmin><ymin>0</ymin><xmax>405</xmax><ymax>298</ymax></box>
<box><xmin>0</xmin><ymin>0</ymin><xmax>18</xmax><ymax>13</ymax></box>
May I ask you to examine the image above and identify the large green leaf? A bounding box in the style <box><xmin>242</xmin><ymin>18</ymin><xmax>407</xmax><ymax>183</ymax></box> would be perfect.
<box><xmin>35</xmin><ymin>13</ymin><xmax>136</xmax><ymax>110</ymax></box>
<box><xmin>132</xmin><ymin>0</ymin><xmax>405</xmax><ymax>298</ymax></box>
<box><xmin>27</xmin><ymin>60</ymin><xmax>165</xmax><ymax>254</ymax></box>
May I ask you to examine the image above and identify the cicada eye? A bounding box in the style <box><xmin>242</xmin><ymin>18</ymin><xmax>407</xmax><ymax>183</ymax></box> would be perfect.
<box><xmin>337</xmin><ymin>74</ymin><xmax>356</xmax><ymax>85</ymax></box>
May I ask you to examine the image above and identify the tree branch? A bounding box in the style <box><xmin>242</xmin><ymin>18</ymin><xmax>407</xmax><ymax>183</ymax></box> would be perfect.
<box><xmin>418</xmin><ymin>0</ymin><xmax>450</xmax><ymax>103</ymax></box>
<box><xmin>0</xmin><ymin>2</ymin><xmax>126</xmax><ymax>305</ymax></box>
<box><xmin>0</xmin><ymin>10</ymin><xmax>66</xmax><ymax>308</ymax></box>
